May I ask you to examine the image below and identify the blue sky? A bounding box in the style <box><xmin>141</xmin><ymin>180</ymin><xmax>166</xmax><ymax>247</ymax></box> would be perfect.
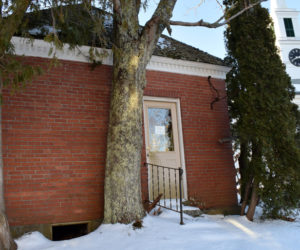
<box><xmin>139</xmin><ymin>0</ymin><xmax>299</xmax><ymax>59</ymax></box>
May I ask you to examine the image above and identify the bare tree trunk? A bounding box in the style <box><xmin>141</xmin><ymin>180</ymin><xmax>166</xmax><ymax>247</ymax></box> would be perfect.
<box><xmin>244</xmin><ymin>142</ymin><xmax>261</xmax><ymax>221</ymax></box>
<box><xmin>240</xmin><ymin>177</ymin><xmax>252</xmax><ymax>215</ymax></box>
<box><xmin>104</xmin><ymin>46</ymin><xmax>146</xmax><ymax>223</ymax></box>
<box><xmin>0</xmin><ymin>211</ymin><xmax>17</xmax><ymax>250</ymax></box>
<box><xmin>103</xmin><ymin>1</ymin><xmax>146</xmax><ymax>223</ymax></box>
<box><xmin>104</xmin><ymin>0</ymin><xmax>177</xmax><ymax>224</ymax></box>
<box><xmin>238</xmin><ymin>142</ymin><xmax>247</xmax><ymax>202</ymax></box>
<box><xmin>238</xmin><ymin>142</ymin><xmax>252</xmax><ymax>216</ymax></box>
<box><xmin>0</xmin><ymin>105</ymin><xmax>17</xmax><ymax>250</ymax></box>
<box><xmin>246</xmin><ymin>179</ymin><xmax>259</xmax><ymax>221</ymax></box>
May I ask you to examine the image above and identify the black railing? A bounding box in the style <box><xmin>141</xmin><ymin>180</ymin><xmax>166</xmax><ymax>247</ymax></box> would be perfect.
<box><xmin>144</xmin><ymin>162</ymin><xmax>184</xmax><ymax>225</ymax></box>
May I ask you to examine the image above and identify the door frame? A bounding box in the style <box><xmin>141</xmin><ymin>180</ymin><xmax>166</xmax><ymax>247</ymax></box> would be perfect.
<box><xmin>143</xmin><ymin>96</ymin><xmax>188</xmax><ymax>199</ymax></box>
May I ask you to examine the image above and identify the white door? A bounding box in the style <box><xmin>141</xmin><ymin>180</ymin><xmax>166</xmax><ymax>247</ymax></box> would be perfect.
<box><xmin>143</xmin><ymin>100</ymin><xmax>182</xmax><ymax>200</ymax></box>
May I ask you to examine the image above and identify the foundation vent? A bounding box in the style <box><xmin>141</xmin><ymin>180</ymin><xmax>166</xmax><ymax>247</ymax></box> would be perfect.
<box><xmin>52</xmin><ymin>223</ymin><xmax>88</xmax><ymax>241</ymax></box>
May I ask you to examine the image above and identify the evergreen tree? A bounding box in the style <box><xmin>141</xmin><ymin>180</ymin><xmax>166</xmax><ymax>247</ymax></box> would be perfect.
<box><xmin>225</xmin><ymin>0</ymin><xmax>300</xmax><ymax>220</ymax></box>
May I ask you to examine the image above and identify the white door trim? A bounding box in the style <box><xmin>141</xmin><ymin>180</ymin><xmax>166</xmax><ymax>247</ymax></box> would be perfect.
<box><xmin>143</xmin><ymin>96</ymin><xmax>188</xmax><ymax>199</ymax></box>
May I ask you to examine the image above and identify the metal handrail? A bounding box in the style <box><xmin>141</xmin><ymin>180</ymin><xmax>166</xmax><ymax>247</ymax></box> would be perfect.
<box><xmin>144</xmin><ymin>162</ymin><xmax>184</xmax><ymax>225</ymax></box>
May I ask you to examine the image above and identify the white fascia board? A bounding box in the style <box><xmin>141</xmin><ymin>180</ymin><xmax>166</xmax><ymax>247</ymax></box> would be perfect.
<box><xmin>12</xmin><ymin>36</ymin><xmax>230</xmax><ymax>79</ymax></box>
<box><xmin>274</xmin><ymin>9</ymin><xmax>300</xmax><ymax>14</ymax></box>
<box><xmin>11</xmin><ymin>36</ymin><xmax>113</xmax><ymax>65</ymax></box>
<box><xmin>292</xmin><ymin>79</ymin><xmax>300</xmax><ymax>84</ymax></box>
<box><xmin>147</xmin><ymin>55</ymin><xmax>230</xmax><ymax>79</ymax></box>
<box><xmin>278</xmin><ymin>39</ymin><xmax>300</xmax><ymax>44</ymax></box>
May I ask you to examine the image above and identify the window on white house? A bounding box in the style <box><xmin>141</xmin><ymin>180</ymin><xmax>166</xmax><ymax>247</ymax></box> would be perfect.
<box><xmin>284</xmin><ymin>18</ymin><xmax>295</xmax><ymax>37</ymax></box>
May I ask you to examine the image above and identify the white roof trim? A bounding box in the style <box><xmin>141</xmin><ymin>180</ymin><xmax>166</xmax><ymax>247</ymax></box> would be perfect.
<box><xmin>12</xmin><ymin>36</ymin><xmax>230</xmax><ymax>79</ymax></box>
<box><xmin>292</xmin><ymin>79</ymin><xmax>300</xmax><ymax>84</ymax></box>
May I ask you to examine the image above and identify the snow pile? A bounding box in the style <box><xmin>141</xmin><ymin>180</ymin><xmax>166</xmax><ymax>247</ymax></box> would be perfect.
<box><xmin>29</xmin><ymin>25</ymin><xmax>58</xmax><ymax>36</ymax></box>
<box><xmin>17</xmin><ymin>209</ymin><xmax>300</xmax><ymax>250</ymax></box>
<box><xmin>157</xmin><ymin>37</ymin><xmax>171</xmax><ymax>49</ymax></box>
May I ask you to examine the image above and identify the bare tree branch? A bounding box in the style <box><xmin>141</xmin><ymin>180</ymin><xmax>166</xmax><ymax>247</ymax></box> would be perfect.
<box><xmin>215</xmin><ymin>0</ymin><xmax>224</xmax><ymax>11</ymax></box>
<box><xmin>139</xmin><ymin>0</ymin><xmax>177</xmax><ymax>67</ymax></box>
<box><xmin>112</xmin><ymin>0</ymin><xmax>121</xmax><ymax>14</ymax></box>
<box><xmin>170</xmin><ymin>15</ymin><xmax>224</xmax><ymax>28</ymax></box>
<box><xmin>170</xmin><ymin>0</ymin><xmax>266</xmax><ymax>28</ymax></box>
<box><xmin>50</xmin><ymin>7</ymin><xmax>58</xmax><ymax>36</ymax></box>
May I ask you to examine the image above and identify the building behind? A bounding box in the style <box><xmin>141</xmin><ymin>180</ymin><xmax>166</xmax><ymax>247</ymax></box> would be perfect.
<box><xmin>270</xmin><ymin>0</ymin><xmax>300</xmax><ymax>105</ymax></box>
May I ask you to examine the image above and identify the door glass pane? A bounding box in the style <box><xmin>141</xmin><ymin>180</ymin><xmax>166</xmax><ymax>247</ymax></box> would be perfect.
<box><xmin>148</xmin><ymin>108</ymin><xmax>174</xmax><ymax>152</ymax></box>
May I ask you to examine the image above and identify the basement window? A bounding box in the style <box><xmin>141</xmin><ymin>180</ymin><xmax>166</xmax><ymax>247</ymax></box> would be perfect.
<box><xmin>284</xmin><ymin>18</ymin><xmax>295</xmax><ymax>37</ymax></box>
<box><xmin>52</xmin><ymin>223</ymin><xmax>88</xmax><ymax>241</ymax></box>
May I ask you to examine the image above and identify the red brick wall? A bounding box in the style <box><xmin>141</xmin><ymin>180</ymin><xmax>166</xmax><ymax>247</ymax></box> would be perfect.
<box><xmin>3</xmin><ymin>57</ymin><xmax>236</xmax><ymax>227</ymax></box>
<box><xmin>145</xmin><ymin>71</ymin><xmax>237</xmax><ymax>209</ymax></box>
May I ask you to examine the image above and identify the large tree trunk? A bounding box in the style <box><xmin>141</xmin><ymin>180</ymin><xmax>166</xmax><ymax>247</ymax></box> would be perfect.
<box><xmin>0</xmin><ymin>105</ymin><xmax>17</xmax><ymax>250</ymax></box>
<box><xmin>0</xmin><ymin>211</ymin><xmax>17</xmax><ymax>250</ymax></box>
<box><xmin>104</xmin><ymin>46</ymin><xmax>146</xmax><ymax>223</ymax></box>
<box><xmin>104</xmin><ymin>0</ymin><xmax>177</xmax><ymax>224</ymax></box>
<box><xmin>103</xmin><ymin>1</ymin><xmax>146</xmax><ymax>224</ymax></box>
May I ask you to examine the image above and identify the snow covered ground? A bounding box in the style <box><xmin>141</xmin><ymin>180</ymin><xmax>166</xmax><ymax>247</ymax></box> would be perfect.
<box><xmin>17</xmin><ymin>207</ymin><xmax>300</xmax><ymax>250</ymax></box>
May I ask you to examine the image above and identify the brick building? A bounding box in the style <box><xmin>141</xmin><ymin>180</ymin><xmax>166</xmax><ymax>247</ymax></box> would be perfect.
<box><xmin>4</xmin><ymin>35</ymin><xmax>237</xmax><ymax>239</ymax></box>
